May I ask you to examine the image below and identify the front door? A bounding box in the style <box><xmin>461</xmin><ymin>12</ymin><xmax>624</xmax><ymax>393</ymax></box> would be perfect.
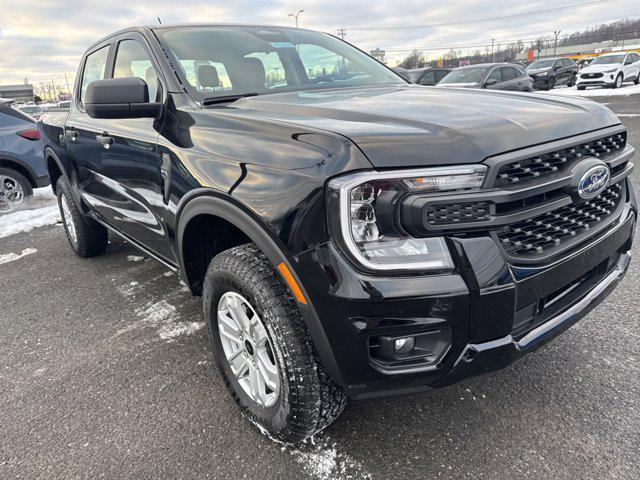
<box><xmin>94</xmin><ymin>33</ymin><xmax>175</xmax><ymax>262</ymax></box>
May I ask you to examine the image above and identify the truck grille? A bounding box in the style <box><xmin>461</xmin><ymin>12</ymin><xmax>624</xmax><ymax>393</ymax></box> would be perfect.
<box><xmin>495</xmin><ymin>132</ymin><xmax>626</xmax><ymax>186</ymax></box>
<box><xmin>495</xmin><ymin>183</ymin><xmax>623</xmax><ymax>259</ymax></box>
<box><xmin>426</xmin><ymin>202</ymin><xmax>490</xmax><ymax>226</ymax></box>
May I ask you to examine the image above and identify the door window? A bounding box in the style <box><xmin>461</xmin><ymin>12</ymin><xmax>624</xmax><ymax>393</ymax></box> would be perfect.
<box><xmin>434</xmin><ymin>70</ymin><xmax>449</xmax><ymax>83</ymax></box>
<box><xmin>418</xmin><ymin>71</ymin><xmax>436</xmax><ymax>86</ymax></box>
<box><xmin>501</xmin><ymin>67</ymin><xmax>516</xmax><ymax>81</ymax></box>
<box><xmin>80</xmin><ymin>46</ymin><xmax>110</xmax><ymax>102</ymax></box>
<box><xmin>113</xmin><ymin>39</ymin><xmax>160</xmax><ymax>102</ymax></box>
<box><xmin>486</xmin><ymin>68</ymin><xmax>502</xmax><ymax>84</ymax></box>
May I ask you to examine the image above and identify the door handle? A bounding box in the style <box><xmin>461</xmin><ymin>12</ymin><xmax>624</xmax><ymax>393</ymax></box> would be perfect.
<box><xmin>96</xmin><ymin>133</ymin><xmax>114</xmax><ymax>149</ymax></box>
<box><xmin>66</xmin><ymin>127</ymin><xmax>78</xmax><ymax>142</ymax></box>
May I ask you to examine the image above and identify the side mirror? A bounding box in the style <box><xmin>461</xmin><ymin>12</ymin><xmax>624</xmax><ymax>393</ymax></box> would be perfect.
<box><xmin>485</xmin><ymin>78</ymin><xmax>499</xmax><ymax>86</ymax></box>
<box><xmin>84</xmin><ymin>77</ymin><xmax>161</xmax><ymax>119</ymax></box>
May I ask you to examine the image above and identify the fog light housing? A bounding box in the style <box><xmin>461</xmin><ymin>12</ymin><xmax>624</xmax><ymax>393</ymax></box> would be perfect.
<box><xmin>369</xmin><ymin>327</ymin><xmax>452</xmax><ymax>374</ymax></box>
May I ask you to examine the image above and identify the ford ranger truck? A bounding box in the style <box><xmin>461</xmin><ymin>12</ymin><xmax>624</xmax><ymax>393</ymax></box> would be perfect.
<box><xmin>39</xmin><ymin>24</ymin><xmax>636</xmax><ymax>443</ymax></box>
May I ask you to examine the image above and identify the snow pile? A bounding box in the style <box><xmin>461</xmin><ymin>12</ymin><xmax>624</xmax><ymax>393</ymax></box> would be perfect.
<box><xmin>0</xmin><ymin>247</ymin><xmax>37</xmax><ymax>265</ymax></box>
<box><xmin>292</xmin><ymin>437</ymin><xmax>372</xmax><ymax>480</ymax></box>
<box><xmin>0</xmin><ymin>205</ymin><xmax>61</xmax><ymax>239</ymax></box>
<box><xmin>545</xmin><ymin>83</ymin><xmax>640</xmax><ymax>97</ymax></box>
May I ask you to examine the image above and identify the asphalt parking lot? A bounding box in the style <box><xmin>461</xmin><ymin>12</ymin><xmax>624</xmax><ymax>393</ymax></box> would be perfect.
<box><xmin>1</xmin><ymin>93</ymin><xmax>640</xmax><ymax>480</ymax></box>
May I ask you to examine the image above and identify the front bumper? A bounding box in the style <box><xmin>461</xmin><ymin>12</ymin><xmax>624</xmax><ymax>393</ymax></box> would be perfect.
<box><xmin>294</xmin><ymin>181</ymin><xmax>636</xmax><ymax>399</ymax></box>
<box><xmin>576</xmin><ymin>73</ymin><xmax>617</xmax><ymax>87</ymax></box>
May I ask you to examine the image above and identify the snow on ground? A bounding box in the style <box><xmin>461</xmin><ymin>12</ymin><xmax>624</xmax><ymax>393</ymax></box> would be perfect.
<box><xmin>0</xmin><ymin>187</ymin><xmax>60</xmax><ymax>239</ymax></box>
<box><xmin>544</xmin><ymin>83</ymin><xmax>640</xmax><ymax>98</ymax></box>
<box><xmin>288</xmin><ymin>437</ymin><xmax>372</xmax><ymax>480</ymax></box>
<box><xmin>0</xmin><ymin>247</ymin><xmax>37</xmax><ymax>265</ymax></box>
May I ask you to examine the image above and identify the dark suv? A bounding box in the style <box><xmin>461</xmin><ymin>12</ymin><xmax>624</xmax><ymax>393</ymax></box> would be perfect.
<box><xmin>526</xmin><ymin>57</ymin><xmax>578</xmax><ymax>90</ymax></box>
<box><xmin>40</xmin><ymin>24</ymin><xmax>636</xmax><ymax>443</ymax></box>
<box><xmin>0</xmin><ymin>100</ymin><xmax>49</xmax><ymax>212</ymax></box>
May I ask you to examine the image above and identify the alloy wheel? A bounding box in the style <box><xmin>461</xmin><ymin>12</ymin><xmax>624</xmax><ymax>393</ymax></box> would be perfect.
<box><xmin>217</xmin><ymin>292</ymin><xmax>280</xmax><ymax>407</ymax></box>
<box><xmin>0</xmin><ymin>174</ymin><xmax>25</xmax><ymax>212</ymax></box>
<box><xmin>61</xmin><ymin>193</ymin><xmax>77</xmax><ymax>244</ymax></box>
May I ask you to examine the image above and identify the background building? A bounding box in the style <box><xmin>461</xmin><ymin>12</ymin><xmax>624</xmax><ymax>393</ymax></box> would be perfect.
<box><xmin>0</xmin><ymin>84</ymin><xmax>35</xmax><ymax>102</ymax></box>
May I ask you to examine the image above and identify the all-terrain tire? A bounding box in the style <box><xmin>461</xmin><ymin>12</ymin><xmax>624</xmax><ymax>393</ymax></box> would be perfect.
<box><xmin>203</xmin><ymin>243</ymin><xmax>347</xmax><ymax>443</ymax></box>
<box><xmin>56</xmin><ymin>176</ymin><xmax>108</xmax><ymax>257</ymax></box>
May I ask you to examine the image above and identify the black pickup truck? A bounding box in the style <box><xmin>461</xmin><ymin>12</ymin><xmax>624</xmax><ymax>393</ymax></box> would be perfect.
<box><xmin>40</xmin><ymin>24</ymin><xmax>636</xmax><ymax>443</ymax></box>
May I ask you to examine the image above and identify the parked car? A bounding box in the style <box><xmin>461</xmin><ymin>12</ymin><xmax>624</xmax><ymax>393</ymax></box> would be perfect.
<box><xmin>40</xmin><ymin>24</ymin><xmax>635</xmax><ymax>443</ymax></box>
<box><xmin>0</xmin><ymin>100</ymin><xmax>48</xmax><ymax>212</ymax></box>
<box><xmin>57</xmin><ymin>100</ymin><xmax>71</xmax><ymax>109</ymax></box>
<box><xmin>391</xmin><ymin>66</ymin><xmax>410</xmax><ymax>80</ymax></box>
<box><xmin>17</xmin><ymin>104</ymin><xmax>44</xmax><ymax>120</ymax></box>
<box><xmin>437</xmin><ymin>63</ymin><xmax>533</xmax><ymax>91</ymax></box>
<box><xmin>576</xmin><ymin>52</ymin><xmax>640</xmax><ymax>89</ymax></box>
<box><xmin>406</xmin><ymin>67</ymin><xmax>451</xmax><ymax>86</ymax></box>
<box><xmin>525</xmin><ymin>57</ymin><xmax>578</xmax><ymax>90</ymax></box>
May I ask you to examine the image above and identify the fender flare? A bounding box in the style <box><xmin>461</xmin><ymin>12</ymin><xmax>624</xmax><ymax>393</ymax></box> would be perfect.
<box><xmin>43</xmin><ymin>147</ymin><xmax>67</xmax><ymax>191</ymax></box>
<box><xmin>175</xmin><ymin>189</ymin><xmax>345</xmax><ymax>386</ymax></box>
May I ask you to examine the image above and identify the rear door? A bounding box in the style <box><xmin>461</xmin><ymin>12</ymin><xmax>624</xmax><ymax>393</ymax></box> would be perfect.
<box><xmin>499</xmin><ymin>66</ymin><xmax>519</xmax><ymax>90</ymax></box>
<box><xmin>91</xmin><ymin>32</ymin><xmax>175</xmax><ymax>262</ymax></box>
<box><xmin>65</xmin><ymin>41</ymin><xmax>112</xmax><ymax>208</ymax></box>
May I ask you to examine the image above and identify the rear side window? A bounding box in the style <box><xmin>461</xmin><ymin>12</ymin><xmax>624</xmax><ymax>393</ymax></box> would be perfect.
<box><xmin>0</xmin><ymin>106</ymin><xmax>35</xmax><ymax>127</ymax></box>
<box><xmin>434</xmin><ymin>70</ymin><xmax>449</xmax><ymax>82</ymax></box>
<box><xmin>80</xmin><ymin>46</ymin><xmax>110</xmax><ymax>102</ymax></box>
<box><xmin>113</xmin><ymin>39</ymin><xmax>160</xmax><ymax>102</ymax></box>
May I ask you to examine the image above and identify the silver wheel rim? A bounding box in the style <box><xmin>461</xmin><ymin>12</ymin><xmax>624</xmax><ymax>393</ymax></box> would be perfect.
<box><xmin>0</xmin><ymin>174</ymin><xmax>25</xmax><ymax>212</ymax></box>
<box><xmin>217</xmin><ymin>292</ymin><xmax>280</xmax><ymax>407</ymax></box>
<box><xmin>61</xmin><ymin>193</ymin><xmax>77</xmax><ymax>244</ymax></box>
<box><xmin>616</xmin><ymin>75</ymin><xmax>622</xmax><ymax>87</ymax></box>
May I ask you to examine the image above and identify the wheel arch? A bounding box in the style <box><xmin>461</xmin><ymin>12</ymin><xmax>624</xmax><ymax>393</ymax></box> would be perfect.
<box><xmin>0</xmin><ymin>155</ymin><xmax>37</xmax><ymax>188</ymax></box>
<box><xmin>43</xmin><ymin>147</ymin><xmax>65</xmax><ymax>194</ymax></box>
<box><xmin>176</xmin><ymin>189</ymin><xmax>345</xmax><ymax>386</ymax></box>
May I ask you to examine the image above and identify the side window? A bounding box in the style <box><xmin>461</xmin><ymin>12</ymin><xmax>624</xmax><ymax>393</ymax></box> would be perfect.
<box><xmin>487</xmin><ymin>68</ymin><xmax>502</xmax><ymax>83</ymax></box>
<box><xmin>80</xmin><ymin>46</ymin><xmax>109</xmax><ymax>102</ymax></box>
<box><xmin>554</xmin><ymin>60</ymin><xmax>562</xmax><ymax>70</ymax></box>
<box><xmin>435</xmin><ymin>70</ymin><xmax>449</xmax><ymax>82</ymax></box>
<box><xmin>633</xmin><ymin>53</ymin><xmax>640</xmax><ymax>63</ymax></box>
<box><xmin>501</xmin><ymin>67</ymin><xmax>516</xmax><ymax>81</ymax></box>
<box><xmin>113</xmin><ymin>40</ymin><xmax>160</xmax><ymax>102</ymax></box>
<box><xmin>245</xmin><ymin>52</ymin><xmax>286</xmax><ymax>89</ymax></box>
<box><xmin>419</xmin><ymin>71</ymin><xmax>436</xmax><ymax>86</ymax></box>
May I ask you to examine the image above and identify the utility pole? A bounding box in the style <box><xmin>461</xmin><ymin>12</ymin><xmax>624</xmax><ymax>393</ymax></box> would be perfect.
<box><xmin>157</xmin><ymin>17</ymin><xmax>162</xmax><ymax>24</ymax></box>
<box><xmin>337</xmin><ymin>28</ymin><xmax>346</xmax><ymax>40</ymax></box>
<box><xmin>288</xmin><ymin>9</ymin><xmax>304</xmax><ymax>28</ymax></box>
<box><xmin>490</xmin><ymin>38</ymin><xmax>495</xmax><ymax>62</ymax></box>
<box><xmin>553</xmin><ymin>30</ymin><xmax>561</xmax><ymax>56</ymax></box>
<box><xmin>64</xmin><ymin>73</ymin><xmax>71</xmax><ymax>96</ymax></box>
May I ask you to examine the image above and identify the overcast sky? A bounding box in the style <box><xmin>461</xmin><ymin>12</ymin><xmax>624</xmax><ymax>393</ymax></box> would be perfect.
<box><xmin>0</xmin><ymin>0</ymin><xmax>638</xmax><ymax>88</ymax></box>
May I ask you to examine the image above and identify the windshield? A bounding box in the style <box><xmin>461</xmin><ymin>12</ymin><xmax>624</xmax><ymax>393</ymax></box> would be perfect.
<box><xmin>591</xmin><ymin>55</ymin><xmax>625</xmax><ymax>65</ymax></box>
<box><xmin>439</xmin><ymin>67</ymin><xmax>488</xmax><ymax>84</ymax></box>
<box><xmin>527</xmin><ymin>59</ymin><xmax>555</xmax><ymax>69</ymax></box>
<box><xmin>154</xmin><ymin>26</ymin><xmax>405</xmax><ymax>101</ymax></box>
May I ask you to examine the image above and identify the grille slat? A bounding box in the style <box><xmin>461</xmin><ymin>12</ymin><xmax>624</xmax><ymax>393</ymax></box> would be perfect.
<box><xmin>495</xmin><ymin>133</ymin><xmax>626</xmax><ymax>186</ymax></box>
<box><xmin>496</xmin><ymin>184</ymin><xmax>623</xmax><ymax>259</ymax></box>
<box><xmin>426</xmin><ymin>202</ymin><xmax>490</xmax><ymax>226</ymax></box>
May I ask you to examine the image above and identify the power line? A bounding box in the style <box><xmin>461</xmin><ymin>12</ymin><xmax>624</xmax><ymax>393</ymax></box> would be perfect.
<box><xmin>348</xmin><ymin>0</ymin><xmax>622</xmax><ymax>31</ymax></box>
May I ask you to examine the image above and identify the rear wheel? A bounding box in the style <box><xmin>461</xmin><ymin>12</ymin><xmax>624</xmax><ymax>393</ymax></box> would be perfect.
<box><xmin>634</xmin><ymin>75</ymin><xmax>639</xmax><ymax>85</ymax></box>
<box><xmin>0</xmin><ymin>167</ymin><xmax>32</xmax><ymax>213</ymax></box>
<box><xmin>56</xmin><ymin>176</ymin><xmax>108</xmax><ymax>257</ymax></box>
<box><xmin>203</xmin><ymin>244</ymin><xmax>347</xmax><ymax>443</ymax></box>
<box><xmin>567</xmin><ymin>73</ymin><xmax>576</xmax><ymax>87</ymax></box>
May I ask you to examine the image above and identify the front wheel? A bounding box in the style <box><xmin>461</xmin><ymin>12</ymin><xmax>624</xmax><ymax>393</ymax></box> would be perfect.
<box><xmin>56</xmin><ymin>176</ymin><xmax>108</xmax><ymax>257</ymax></box>
<box><xmin>612</xmin><ymin>73</ymin><xmax>623</xmax><ymax>89</ymax></box>
<box><xmin>0</xmin><ymin>167</ymin><xmax>32</xmax><ymax>213</ymax></box>
<box><xmin>203</xmin><ymin>244</ymin><xmax>347</xmax><ymax>443</ymax></box>
<box><xmin>546</xmin><ymin>76</ymin><xmax>556</xmax><ymax>90</ymax></box>
<box><xmin>577</xmin><ymin>85</ymin><xmax>587</xmax><ymax>90</ymax></box>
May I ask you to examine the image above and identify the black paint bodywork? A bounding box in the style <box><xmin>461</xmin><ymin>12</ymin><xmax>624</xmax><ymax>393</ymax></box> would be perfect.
<box><xmin>39</xmin><ymin>25</ymin><xmax>637</xmax><ymax>399</ymax></box>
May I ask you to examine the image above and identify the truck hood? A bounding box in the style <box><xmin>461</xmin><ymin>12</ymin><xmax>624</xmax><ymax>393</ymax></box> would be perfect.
<box><xmin>224</xmin><ymin>85</ymin><xmax>620</xmax><ymax>168</ymax></box>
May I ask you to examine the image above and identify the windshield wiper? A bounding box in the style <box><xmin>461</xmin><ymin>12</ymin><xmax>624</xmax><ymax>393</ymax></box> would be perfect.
<box><xmin>202</xmin><ymin>93</ymin><xmax>260</xmax><ymax>105</ymax></box>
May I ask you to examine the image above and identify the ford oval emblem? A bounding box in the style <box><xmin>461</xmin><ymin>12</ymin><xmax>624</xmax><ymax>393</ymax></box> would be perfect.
<box><xmin>578</xmin><ymin>164</ymin><xmax>610</xmax><ymax>199</ymax></box>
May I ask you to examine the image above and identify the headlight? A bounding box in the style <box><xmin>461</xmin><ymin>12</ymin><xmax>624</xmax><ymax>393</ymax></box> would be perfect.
<box><xmin>328</xmin><ymin>166</ymin><xmax>486</xmax><ymax>271</ymax></box>
<box><xmin>538</xmin><ymin>72</ymin><xmax>548</xmax><ymax>76</ymax></box>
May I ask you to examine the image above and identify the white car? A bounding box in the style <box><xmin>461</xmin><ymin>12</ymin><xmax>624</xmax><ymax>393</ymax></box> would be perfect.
<box><xmin>575</xmin><ymin>52</ymin><xmax>640</xmax><ymax>89</ymax></box>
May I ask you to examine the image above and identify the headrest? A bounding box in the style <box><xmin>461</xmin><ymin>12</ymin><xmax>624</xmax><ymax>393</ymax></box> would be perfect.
<box><xmin>242</xmin><ymin>57</ymin><xmax>266</xmax><ymax>90</ymax></box>
<box><xmin>197</xmin><ymin>65</ymin><xmax>219</xmax><ymax>89</ymax></box>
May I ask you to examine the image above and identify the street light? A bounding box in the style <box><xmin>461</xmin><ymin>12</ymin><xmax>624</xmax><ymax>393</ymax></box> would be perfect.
<box><xmin>288</xmin><ymin>9</ymin><xmax>304</xmax><ymax>28</ymax></box>
<box><xmin>553</xmin><ymin>30</ymin><xmax>561</xmax><ymax>56</ymax></box>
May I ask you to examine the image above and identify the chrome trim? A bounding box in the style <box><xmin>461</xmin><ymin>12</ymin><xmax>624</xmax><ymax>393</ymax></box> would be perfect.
<box><xmin>517</xmin><ymin>250</ymin><xmax>631</xmax><ymax>350</ymax></box>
